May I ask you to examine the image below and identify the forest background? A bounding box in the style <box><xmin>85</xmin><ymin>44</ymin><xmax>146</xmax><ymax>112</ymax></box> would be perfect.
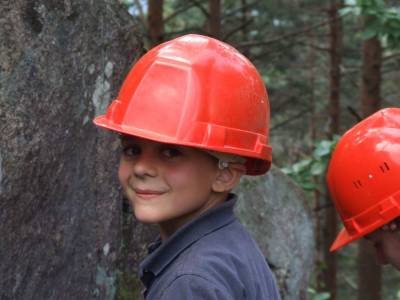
<box><xmin>126</xmin><ymin>0</ymin><xmax>400</xmax><ymax>299</ymax></box>
<box><xmin>1</xmin><ymin>0</ymin><xmax>399</xmax><ymax>299</ymax></box>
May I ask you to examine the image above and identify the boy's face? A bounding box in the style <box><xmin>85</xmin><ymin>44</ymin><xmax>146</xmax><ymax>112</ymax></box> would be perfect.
<box><xmin>366</xmin><ymin>227</ymin><xmax>400</xmax><ymax>270</ymax></box>
<box><xmin>118</xmin><ymin>136</ymin><xmax>229</xmax><ymax>238</ymax></box>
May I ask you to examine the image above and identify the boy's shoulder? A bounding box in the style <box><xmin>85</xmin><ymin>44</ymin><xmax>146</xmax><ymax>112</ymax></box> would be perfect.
<box><xmin>154</xmin><ymin>220</ymin><xmax>279</xmax><ymax>299</ymax></box>
<box><xmin>180</xmin><ymin>218</ymin><xmax>268</xmax><ymax>273</ymax></box>
<box><xmin>141</xmin><ymin>196</ymin><xmax>281</xmax><ymax>299</ymax></box>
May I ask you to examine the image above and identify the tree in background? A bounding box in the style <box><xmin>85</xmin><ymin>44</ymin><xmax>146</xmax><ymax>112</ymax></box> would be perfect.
<box><xmin>208</xmin><ymin>0</ymin><xmax>221</xmax><ymax>37</ymax></box>
<box><xmin>148</xmin><ymin>0</ymin><xmax>164</xmax><ymax>46</ymax></box>
<box><xmin>323</xmin><ymin>1</ymin><xmax>344</xmax><ymax>299</ymax></box>
<box><xmin>358</xmin><ymin>14</ymin><xmax>383</xmax><ymax>300</ymax></box>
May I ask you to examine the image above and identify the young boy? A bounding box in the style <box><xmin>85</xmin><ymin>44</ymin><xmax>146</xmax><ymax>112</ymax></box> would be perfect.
<box><xmin>327</xmin><ymin>107</ymin><xmax>400</xmax><ymax>270</ymax></box>
<box><xmin>94</xmin><ymin>34</ymin><xmax>281</xmax><ymax>299</ymax></box>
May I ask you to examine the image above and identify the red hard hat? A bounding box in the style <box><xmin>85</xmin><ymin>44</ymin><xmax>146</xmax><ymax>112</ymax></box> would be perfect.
<box><xmin>327</xmin><ymin>108</ymin><xmax>400</xmax><ymax>251</ymax></box>
<box><xmin>94</xmin><ymin>34</ymin><xmax>272</xmax><ymax>175</ymax></box>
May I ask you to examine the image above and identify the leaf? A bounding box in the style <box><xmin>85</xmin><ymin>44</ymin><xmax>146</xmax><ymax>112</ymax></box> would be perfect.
<box><xmin>292</xmin><ymin>159</ymin><xmax>312</xmax><ymax>174</ymax></box>
<box><xmin>301</xmin><ymin>182</ymin><xmax>318</xmax><ymax>191</ymax></box>
<box><xmin>280</xmin><ymin>167</ymin><xmax>292</xmax><ymax>175</ymax></box>
<box><xmin>307</xmin><ymin>288</ymin><xmax>331</xmax><ymax>300</ymax></box>
<box><xmin>310</xmin><ymin>161</ymin><xmax>325</xmax><ymax>176</ymax></box>
<box><xmin>313</xmin><ymin>140</ymin><xmax>334</xmax><ymax>158</ymax></box>
<box><xmin>360</xmin><ymin>27</ymin><xmax>379</xmax><ymax>40</ymax></box>
<box><xmin>313</xmin><ymin>292</ymin><xmax>331</xmax><ymax>300</ymax></box>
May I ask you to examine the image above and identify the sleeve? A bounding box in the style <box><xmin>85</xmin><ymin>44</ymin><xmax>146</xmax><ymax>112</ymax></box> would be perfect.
<box><xmin>159</xmin><ymin>274</ymin><xmax>234</xmax><ymax>300</ymax></box>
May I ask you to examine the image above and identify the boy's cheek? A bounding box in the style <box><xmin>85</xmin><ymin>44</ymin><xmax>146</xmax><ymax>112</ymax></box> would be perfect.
<box><xmin>118</xmin><ymin>163</ymin><xmax>131</xmax><ymax>187</ymax></box>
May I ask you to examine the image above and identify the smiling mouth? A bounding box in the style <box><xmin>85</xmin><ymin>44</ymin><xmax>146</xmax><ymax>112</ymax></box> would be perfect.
<box><xmin>133</xmin><ymin>188</ymin><xmax>166</xmax><ymax>200</ymax></box>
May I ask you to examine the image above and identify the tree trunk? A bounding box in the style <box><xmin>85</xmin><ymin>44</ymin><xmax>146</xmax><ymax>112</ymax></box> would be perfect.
<box><xmin>357</xmin><ymin>18</ymin><xmax>383</xmax><ymax>300</ymax></box>
<box><xmin>0</xmin><ymin>1</ymin><xmax>144</xmax><ymax>299</ymax></box>
<box><xmin>240</xmin><ymin>0</ymin><xmax>250</xmax><ymax>57</ymax></box>
<box><xmin>148</xmin><ymin>0</ymin><xmax>164</xmax><ymax>47</ymax></box>
<box><xmin>358</xmin><ymin>239</ymin><xmax>382</xmax><ymax>300</ymax></box>
<box><xmin>323</xmin><ymin>1</ymin><xmax>343</xmax><ymax>299</ymax></box>
<box><xmin>360</xmin><ymin>38</ymin><xmax>382</xmax><ymax>117</ymax></box>
<box><xmin>306</xmin><ymin>21</ymin><xmax>323</xmax><ymax>294</ymax></box>
<box><xmin>208</xmin><ymin>0</ymin><xmax>221</xmax><ymax>38</ymax></box>
<box><xmin>328</xmin><ymin>0</ymin><xmax>342</xmax><ymax>137</ymax></box>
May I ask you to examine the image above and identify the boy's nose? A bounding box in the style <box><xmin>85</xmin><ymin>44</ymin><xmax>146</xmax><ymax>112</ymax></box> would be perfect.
<box><xmin>133</xmin><ymin>153</ymin><xmax>158</xmax><ymax>178</ymax></box>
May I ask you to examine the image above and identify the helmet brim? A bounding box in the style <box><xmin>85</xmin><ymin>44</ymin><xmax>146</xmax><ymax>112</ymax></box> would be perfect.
<box><xmin>330</xmin><ymin>227</ymin><xmax>357</xmax><ymax>252</ymax></box>
<box><xmin>94</xmin><ymin>115</ymin><xmax>271</xmax><ymax>175</ymax></box>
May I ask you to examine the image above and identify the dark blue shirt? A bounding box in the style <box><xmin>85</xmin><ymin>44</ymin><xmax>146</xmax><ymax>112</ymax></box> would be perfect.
<box><xmin>139</xmin><ymin>194</ymin><xmax>281</xmax><ymax>299</ymax></box>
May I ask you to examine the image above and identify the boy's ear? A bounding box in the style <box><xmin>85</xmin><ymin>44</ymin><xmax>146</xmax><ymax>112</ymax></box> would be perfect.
<box><xmin>212</xmin><ymin>164</ymin><xmax>246</xmax><ymax>193</ymax></box>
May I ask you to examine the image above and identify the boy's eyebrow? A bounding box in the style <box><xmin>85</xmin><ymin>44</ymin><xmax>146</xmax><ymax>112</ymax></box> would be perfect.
<box><xmin>118</xmin><ymin>134</ymin><xmax>134</xmax><ymax>142</ymax></box>
<box><xmin>118</xmin><ymin>135</ymin><xmax>126</xmax><ymax>144</ymax></box>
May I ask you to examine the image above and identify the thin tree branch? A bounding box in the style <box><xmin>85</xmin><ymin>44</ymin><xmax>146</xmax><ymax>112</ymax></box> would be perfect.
<box><xmin>382</xmin><ymin>52</ymin><xmax>400</xmax><ymax>61</ymax></box>
<box><xmin>164</xmin><ymin>2</ymin><xmax>197</xmax><ymax>23</ymax></box>
<box><xmin>296</xmin><ymin>40</ymin><xmax>332</xmax><ymax>52</ymax></box>
<box><xmin>272</xmin><ymin>92</ymin><xmax>310</xmax><ymax>112</ymax></box>
<box><xmin>220</xmin><ymin>1</ymin><xmax>257</xmax><ymax>20</ymax></box>
<box><xmin>250</xmin><ymin>38</ymin><xmax>307</xmax><ymax>61</ymax></box>
<box><xmin>237</xmin><ymin>12</ymin><xmax>349</xmax><ymax>49</ymax></box>
<box><xmin>271</xmin><ymin>108</ymin><xmax>311</xmax><ymax>130</ymax></box>
<box><xmin>381</xmin><ymin>67</ymin><xmax>400</xmax><ymax>75</ymax></box>
<box><xmin>347</xmin><ymin>105</ymin><xmax>362</xmax><ymax>122</ymax></box>
<box><xmin>164</xmin><ymin>27</ymin><xmax>208</xmax><ymax>37</ymax></box>
<box><xmin>307</xmin><ymin>43</ymin><xmax>331</xmax><ymax>52</ymax></box>
<box><xmin>133</xmin><ymin>0</ymin><xmax>147</xmax><ymax>28</ymax></box>
<box><xmin>223</xmin><ymin>18</ymin><xmax>253</xmax><ymax>41</ymax></box>
<box><xmin>192</xmin><ymin>0</ymin><xmax>209</xmax><ymax>18</ymax></box>
<box><xmin>313</xmin><ymin>202</ymin><xmax>333</xmax><ymax>212</ymax></box>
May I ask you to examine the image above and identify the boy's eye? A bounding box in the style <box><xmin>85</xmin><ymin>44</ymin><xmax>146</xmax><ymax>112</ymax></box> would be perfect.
<box><xmin>122</xmin><ymin>145</ymin><xmax>141</xmax><ymax>157</ymax></box>
<box><xmin>162</xmin><ymin>147</ymin><xmax>182</xmax><ymax>158</ymax></box>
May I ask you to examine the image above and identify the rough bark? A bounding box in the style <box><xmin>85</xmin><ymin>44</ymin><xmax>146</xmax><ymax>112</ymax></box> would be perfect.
<box><xmin>357</xmin><ymin>17</ymin><xmax>383</xmax><ymax>300</ymax></box>
<box><xmin>147</xmin><ymin>0</ymin><xmax>164</xmax><ymax>47</ymax></box>
<box><xmin>0</xmin><ymin>1</ymin><xmax>143</xmax><ymax>299</ymax></box>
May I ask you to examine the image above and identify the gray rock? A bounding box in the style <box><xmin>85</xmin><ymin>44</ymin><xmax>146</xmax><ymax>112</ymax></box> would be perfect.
<box><xmin>235</xmin><ymin>165</ymin><xmax>315</xmax><ymax>300</ymax></box>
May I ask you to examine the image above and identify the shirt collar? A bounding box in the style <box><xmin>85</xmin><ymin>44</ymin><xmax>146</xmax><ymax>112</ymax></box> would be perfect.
<box><xmin>139</xmin><ymin>193</ymin><xmax>237</xmax><ymax>287</ymax></box>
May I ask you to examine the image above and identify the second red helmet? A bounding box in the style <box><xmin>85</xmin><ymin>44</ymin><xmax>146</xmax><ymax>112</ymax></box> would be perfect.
<box><xmin>327</xmin><ymin>108</ymin><xmax>400</xmax><ymax>251</ymax></box>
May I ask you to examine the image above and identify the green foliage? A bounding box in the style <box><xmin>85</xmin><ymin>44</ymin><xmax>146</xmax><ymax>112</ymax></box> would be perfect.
<box><xmin>281</xmin><ymin>136</ymin><xmax>340</xmax><ymax>192</ymax></box>
<box><xmin>345</xmin><ymin>0</ymin><xmax>400</xmax><ymax>48</ymax></box>
<box><xmin>307</xmin><ymin>288</ymin><xmax>331</xmax><ymax>300</ymax></box>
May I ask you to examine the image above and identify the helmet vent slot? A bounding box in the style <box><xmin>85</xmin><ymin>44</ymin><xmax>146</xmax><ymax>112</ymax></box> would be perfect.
<box><xmin>353</xmin><ymin>180</ymin><xmax>363</xmax><ymax>189</ymax></box>
<box><xmin>379</xmin><ymin>162</ymin><xmax>390</xmax><ymax>173</ymax></box>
